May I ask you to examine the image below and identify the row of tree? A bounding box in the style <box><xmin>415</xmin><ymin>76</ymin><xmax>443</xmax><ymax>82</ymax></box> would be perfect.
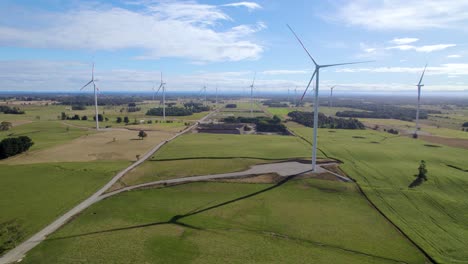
<box><xmin>146</xmin><ymin>103</ymin><xmax>210</xmax><ymax>117</ymax></box>
<box><xmin>60</xmin><ymin>112</ymin><xmax>108</xmax><ymax>122</ymax></box>
<box><xmin>223</xmin><ymin>115</ymin><xmax>288</xmax><ymax>133</ymax></box>
<box><xmin>333</xmin><ymin>103</ymin><xmax>441</xmax><ymax>121</ymax></box>
<box><xmin>288</xmin><ymin>111</ymin><xmax>365</xmax><ymax>129</ymax></box>
<box><xmin>262</xmin><ymin>100</ymin><xmax>288</xmax><ymax>108</ymax></box>
<box><xmin>0</xmin><ymin>106</ymin><xmax>24</xmax><ymax>114</ymax></box>
<box><xmin>0</xmin><ymin>136</ymin><xmax>34</xmax><ymax>159</ymax></box>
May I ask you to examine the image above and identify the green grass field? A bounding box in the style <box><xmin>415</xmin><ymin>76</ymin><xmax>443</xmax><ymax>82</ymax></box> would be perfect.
<box><xmin>153</xmin><ymin>133</ymin><xmax>313</xmax><ymax>160</ymax></box>
<box><xmin>0</xmin><ymin>121</ymin><xmax>91</xmax><ymax>151</ymax></box>
<box><xmin>0</xmin><ymin>161</ymin><xmax>129</xmax><ymax>255</ymax></box>
<box><xmin>121</xmin><ymin>158</ymin><xmax>269</xmax><ymax>186</ymax></box>
<box><xmin>288</xmin><ymin>122</ymin><xmax>468</xmax><ymax>263</ymax></box>
<box><xmin>23</xmin><ymin>179</ymin><xmax>427</xmax><ymax>264</ymax></box>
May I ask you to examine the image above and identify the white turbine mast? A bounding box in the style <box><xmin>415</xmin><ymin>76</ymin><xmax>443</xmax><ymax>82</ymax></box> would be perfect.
<box><xmin>250</xmin><ymin>72</ymin><xmax>256</xmax><ymax>117</ymax></box>
<box><xmin>80</xmin><ymin>62</ymin><xmax>100</xmax><ymax>130</ymax></box>
<box><xmin>287</xmin><ymin>24</ymin><xmax>371</xmax><ymax>171</ymax></box>
<box><xmin>154</xmin><ymin>72</ymin><xmax>166</xmax><ymax>121</ymax></box>
<box><xmin>414</xmin><ymin>64</ymin><xmax>427</xmax><ymax>138</ymax></box>
<box><xmin>329</xmin><ymin>85</ymin><xmax>337</xmax><ymax>108</ymax></box>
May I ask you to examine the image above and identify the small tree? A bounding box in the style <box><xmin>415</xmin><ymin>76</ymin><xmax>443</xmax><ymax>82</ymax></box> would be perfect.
<box><xmin>417</xmin><ymin>160</ymin><xmax>428</xmax><ymax>181</ymax></box>
<box><xmin>116</xmin><ymin>117</ymin><xmax>122</xmax><ymax>123</ymax></box>
<box><xmin>60</xmin><ymin>112</ymin><xmax>67</xmax><ymax>120</ymax></box>
<box><xmin>124</xmin><ymin>116</ymin><xmax>129</xmax><ymax>124</ymax></box>
<box><xmin>138</xmin><ymin>130</ymin><xmax>147</xmax><ymax>140</ymax></box>
<box><xmin>0</xmin><ymin>121</ymin><xmax>12</xmax><ymax>131</ymax></box>
<box><xmin>81</xmin><ymin>115</ymin><xmax>88</xmax><ymax>121</ymax></box>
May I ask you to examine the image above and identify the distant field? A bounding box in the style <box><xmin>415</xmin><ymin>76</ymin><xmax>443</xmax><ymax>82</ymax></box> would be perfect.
<box><xmin>0</xmin><ymin>121</ymin><xmax>91</xmax><ymax>151</ymax></box>
<box><xmin>153</xmin><ymin>133</ymin><xmax>314</xmax><ymax>160</ymax></box>
<box><xmin>119</xmin><ymin>158</ymin><xmax>269</xmax><ymax>186</ymax></box>
<box><xmin>2</xmin><ymin>129</ymin><xmax>175</xmax><ymax>164</ymax></box>
<box><xmin>288</xmin><ymin>122</ymin><xmax>468</xmax><ymax>263</ymax></box>
<box><xmin>361</xmin><ymin>118</ymin><xmax>468</xmax><ymax>139</ymax></box>
<box><xmin>0</xmin><ymin>161</ymin><xmax>128</xmax><ymax>255</ymax></box>
<box><xmin>23</xmin><ymin>179</ymin><xmax>427</xmax><ymax>264</ymax></box>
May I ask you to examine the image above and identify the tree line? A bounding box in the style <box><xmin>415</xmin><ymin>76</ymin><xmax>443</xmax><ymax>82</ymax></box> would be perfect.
<box><xmin>0</xmin><ymin>105</ymin><xmax>24</xmax><ymax>114</ymax></box>
<box><xmin>146</xmin><ymin>102</ymin><xmax>210</xmax><ymax>117</ymax></box>
<box><xmin>333</xmin><ymin>103</ymin><xmax>441</xmax><ymax>121</ymax></box>
<box><xmin>223</xmin><ymin>115</ymin><xmax>288</xmax><ymax>133</ymax></box>
<box><xmin>0</xmin><ymin>136</ymin><xmax>34</xmax><ymax>159</ymax></box>
<box><xmin>288</xmin><ymin>111</ymin><xmax>365</xmax><ymax>129</ymax></box>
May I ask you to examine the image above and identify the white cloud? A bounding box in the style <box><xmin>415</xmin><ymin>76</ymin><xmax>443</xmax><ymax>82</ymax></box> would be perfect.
<box><xmin>386</xmin><ymin>44</ymin><xmax>456</xmax><ymax>53</ymax></box>
<box><xmin>335</xmin><ymin>0</ymin><xmax>468</xmax><ymax>30</ymax></box>
<box><xmin>0</xmin><ymin>2</ymin><xmax>265</xmax><ymax>62</ymax></box>
<box><xmin>391</xmin><ymin>38</ymin><xmax>419</xmax><ymax>45</ymax></box>
<box><xmin>447</xmin><ymin>54</ymin><xmax>462</xmax><ymax>58</ymax></box>
<box><xmin>223</xmin><ymin>2</ymin><xmax>262</xmax><ymax>11</ymax></box>
<box><xmin>336</xmin><ymin>64</ymin><xmax>468</xmax><ymax>76</ymax></box>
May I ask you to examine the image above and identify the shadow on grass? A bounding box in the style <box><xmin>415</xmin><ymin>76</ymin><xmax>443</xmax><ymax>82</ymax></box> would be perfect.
<box><xmin>408</xmin><ymin>175</ymin><xmax>426</xmax><ymax>188</ymax></box>
<box><xmin>48</xmin><ymin>175</ymin><xmax>296</xmax><ymax>241</ymax></box>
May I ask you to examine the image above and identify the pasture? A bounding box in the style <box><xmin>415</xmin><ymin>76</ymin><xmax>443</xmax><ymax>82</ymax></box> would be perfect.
<box><xmin>287</xmin><ymin>122</ymin><xmax>468</xmax><ymax>263</ymax></box>
<box><xmin>0</xmin><ymin>161</ymin><xmax>128</xmax><ymax>255</ymax></box>
<box><xmin>153</xmin><ymin>133</ymin><xmax>314</xmax><ymax>160</ymax></box>
<box><xmin>22</xmin><ymin>179</ymin><xmax>427</xmax><ymax>264</ymax></box>
<box><xmin>118</xmin><ymin>158</ymin><xmax>269</xmax><ymax>187</ymax></box>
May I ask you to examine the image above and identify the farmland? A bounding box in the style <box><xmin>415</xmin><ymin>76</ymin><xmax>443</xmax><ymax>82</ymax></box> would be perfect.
<box><xmin>287</xmin><ymin>122</ymin><xmax>468</xmax><ymax>263</ymax></box>
<box><xmin>22</xmin><ymin>179</ymin><xmax>427</xmax><ymax>264</ymax></box>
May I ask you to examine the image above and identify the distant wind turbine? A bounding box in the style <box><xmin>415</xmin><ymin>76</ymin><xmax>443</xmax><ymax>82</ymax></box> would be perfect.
<box><xmin>250</xmin><ymin>72</ymin><xmax>256</xmax><ymax>116</ymax></box>
<box><xmin>287</xmin><ymin>24</ymin><xmax>372</xmax><ymax>171</ymax></box>
<box><xmin>414</xmin><ymin>64</ymin><xmax>427</xmax><ymax>138</ymax></box>
<box><xmin>287</xmin><ymin>88</ymin><xmax>290</xmax><ymax>106</ymax></box>
<box><xmin>80</xmin><ymin>62</ymin><xmax>100</xmax><ymax>130</ymax></box>
<box><xmin>329</xmin><ymin>85</ymin><xmax>336</xmax><ymax>108</ymax></box>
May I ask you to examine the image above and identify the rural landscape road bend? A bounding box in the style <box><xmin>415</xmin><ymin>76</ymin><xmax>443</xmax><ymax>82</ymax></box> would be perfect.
<box><xmin>0</xmin><ymin>111</ymin><xmax>218</xmax><ymax>264</ymax></box>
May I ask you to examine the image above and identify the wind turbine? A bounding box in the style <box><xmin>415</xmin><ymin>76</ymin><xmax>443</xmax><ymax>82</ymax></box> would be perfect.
<box><xmin>414</xmin><ymin>64</ymin><xmax>427</xmax><ymax>138</ymax></box>
<box><xmin>250</xmin><ymin>72</ymin><xmax>256</xmax><ymax>116</ymax></box>
<box><xmin>329</xmin><ymin>85</ymin><xmax>336</xmax><ymax>108</ymax></box>
<box><xmin>215</xmin><ymin>85</ymin><xmax>218</xmax><ymax>108</ymax></box>
<box><xmin>287</xmin><ymin>24</ymin><xmax>371</xmax><ymax>171</ymax></box>
<box><xmin>287</xmin><ymin>88</ymin><xmax>290</xmax><ymax>106</ymax></box>
<box><xmin>199</xmin><ymin>85</ymin><xmax>207</xmax><ymax>106</ymax></box>
<box><xmin>153</xmin><ymin>72</ymin><xmax>166</xmax><ymax>121</ymax></box>
<box><xmin>80</xmin><ymin>62</ymin><xmax>100</xmax><ymax>130</ymax></box>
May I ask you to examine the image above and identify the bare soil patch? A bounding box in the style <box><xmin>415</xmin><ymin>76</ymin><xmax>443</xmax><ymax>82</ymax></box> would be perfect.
<box><xmin>418</xmin><ymin>135</ymin><xmax>468</xmax><ymax>150</ymax></box>
<box><xmin>4</xmin><ymin>129</ymin><xmax>175</xmax><ymax>164</ymax></box>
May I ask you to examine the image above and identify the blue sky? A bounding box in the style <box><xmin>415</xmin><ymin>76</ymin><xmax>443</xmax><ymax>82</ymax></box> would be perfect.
<box><xmin>0</xmin><ymin>0</ymin><xmax>468</xmax><ymax>94</ymax></box>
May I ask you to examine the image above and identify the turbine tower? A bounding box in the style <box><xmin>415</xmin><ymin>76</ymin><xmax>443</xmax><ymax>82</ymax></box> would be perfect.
<box><xmin>80</xmin><ymin>62</ymin><xmax>99</xmax><ymax>130</ymax></box>
<box><xmin>250</xmin><ymin>72</ymin><xmax>256</xmax><ymax>117</ymax></box>
<box><xmin>287</xmin><ymin>88</ymin><xmax>290</xmax><ymax>106</ymax></box>
<box><xmin>199</xmin><ymin>85</ymin><xmax>207</xmax><ymax>106</ymax></box>
<box><xmin>329</xmin><ymin>85</ymin><xmax>336</xmax><ymax>108</ymax></box>
<box><xmin>287</xmin><ymin>24</ymin><xmax>371</xmax><ymax>171</ymax></box>
<box><xmin>153</xmin><ymin>72</ymin><xmax>166</xmax><ymax>121</ymax></box>
<box><xmin>414</xmin><ymin>64</ymin><xmax>427</xmax><ymax>138</ymax></box>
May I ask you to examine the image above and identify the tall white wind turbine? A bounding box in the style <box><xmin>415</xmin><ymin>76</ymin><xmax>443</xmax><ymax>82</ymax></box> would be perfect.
<box><xmin>80</xmin><ymin>62</ymin><xmax>100</xmax><ymax>130</ymax></box>
<box><xmin>287</xmin><ymin>24</ymin><xmax>371</xmax><ymax>171</ymax></box>
<box><xmin>414</xmin><ymin>64</ymin><xmax>427</xmax><ymax>138</ymax></box>
<box><xmin>250</xmin><ymin>72</ymin><xmax>256</xmax><ymax>116</ymax></box>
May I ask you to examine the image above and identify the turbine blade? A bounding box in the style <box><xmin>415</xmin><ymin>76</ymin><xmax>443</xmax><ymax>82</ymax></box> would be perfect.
<box><xmin>80</xmin><ymin>80</ymin><xmax>93</xmax><ymax>90</ymax></box>
<box><xmin>160</xmin><ymin>72</ymin><xmax>163</xmax><ymax>85</ymax></box>
<box><xmin>321</xmin><ymin>60</ymin><xmax>373</xmax><ymax>68</ymax></box>
<box><xmin>92</xmin><ymin>62</ymin><xmax>94</xmax><ymax>80</ymax></box>
<box><xmin>300</xmin><ymin>70</ymin><xmax>317</xmax><ymax>101</ymax></box>
<box><xmin>418</xmin><ymin>64</ymin><xmax>428</xmax><ymax>86</ymax></box>
<box><xmin>251</xmin><ymin>72</ymin><xmax>256</xmax><ymax>87</ymax></box>
<box><xmin>286</xmin><ymin>24</ymin><xmax>318</xmax><ymax>66</ymax></box>
<box><xmin>154</xmin><ymin>85</ymin><xmax>162</xmax><ymax>96</ymax></box>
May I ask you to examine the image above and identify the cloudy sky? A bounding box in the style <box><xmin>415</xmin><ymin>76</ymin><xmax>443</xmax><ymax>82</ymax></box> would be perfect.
<box><xmin>1</xmin><ymin>0</ymin><xmax>468</xmax><ymax>94</ymax></box>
